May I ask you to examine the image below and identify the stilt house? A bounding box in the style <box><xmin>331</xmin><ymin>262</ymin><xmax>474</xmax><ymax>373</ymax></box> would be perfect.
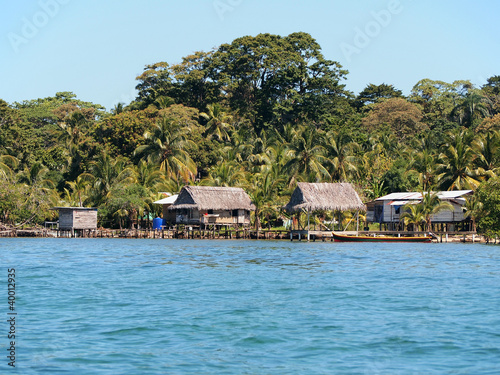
<box><xmin>285</xmin><ymin>182</ymin><xmax>365</xmax><ymax>213</ymax></box>
<box><xmin>153</xmin><ymin>194</ymin><xmax>178</xmax><ymax>225</ymax></box>
<box><xmin>52</xmin><ymin>207</ymin><xmax>97</xmax><ymax>234</ymax></box>
<box><xmin>284</xmin><ymin>182</ymin><xmax>366</xmax><ymax>234</ymax></box>
<box><xmin>168</xmin><ymin>186</ymin><xmax>255</xmax><ymax>227</ymax></box>
<box><xmin>365</xmin><ymin>190</ymin><xmax>473</xmax><ymax>230</ymax></box>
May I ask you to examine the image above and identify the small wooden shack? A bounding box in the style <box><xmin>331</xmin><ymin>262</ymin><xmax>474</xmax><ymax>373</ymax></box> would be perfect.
<box><xmin>168</xmin><ymin>186</ymin><xmax>255</xmax><ymax>228</ymax></box>
<box><xmin>52</xmin><ymin>207</ymin><xmax>97</xmax><ymax>236</ymax></box>
<box><xmin>284</xmin><ymin>182</ymin><xmax>365</xmax><ymax>238</ymax></box>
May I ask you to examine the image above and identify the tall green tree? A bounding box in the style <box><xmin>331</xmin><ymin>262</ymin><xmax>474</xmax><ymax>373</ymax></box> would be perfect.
<box><xmin>354</xmin><ymin>83</ymin><xmax>403</xmax><ymax>109</ymax></box>
<box><xmin>475</xmin><ymin>177</ymin><xmax>500</xmax><ymax>238</ymax></box>
<box><xmin>208</xmin><ymin>32</ymin><xmax>350</xmax><ymax>132</ymax></box>
<box><xmin>362</xmin><ymin>98</ymin><xmax>426</xmax><ymax>142</ymax></box>
<box><xmin>134</xmin><ymin>62</ymin><xmax>173</xmax><ymax>109</ymax></box>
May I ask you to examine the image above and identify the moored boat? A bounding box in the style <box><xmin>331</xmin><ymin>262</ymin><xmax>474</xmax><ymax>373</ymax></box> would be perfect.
<box><xmin>332</xmin><ymin>232</ymin><xmax>433</xmax><ymax>242</ymax></box>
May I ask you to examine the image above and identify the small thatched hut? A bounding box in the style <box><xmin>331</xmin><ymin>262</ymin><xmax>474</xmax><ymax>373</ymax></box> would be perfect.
<box><xmin>168</xmin><ymin>186</ymin><xmax>255</xmax><ymax>227</ymax></box>
<box><xmin>285</xmin><ymin>182</ymin><xmax>365</xmax><ymax>213</ymax></box>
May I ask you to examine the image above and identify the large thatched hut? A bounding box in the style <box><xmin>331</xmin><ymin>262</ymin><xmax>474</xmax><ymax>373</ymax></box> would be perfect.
<box><xmin>285</xmin><ymin>182</ymin><xmax>365</xmax><ymax>213</ymax></box>
<box><xmin>168</xmin><ymin>186</ymin><xmax>255</xmax><ymax>227</ymax></box>
<box><xmin>284</xmin><ymin>182</ymin><xmax>365</xmax><ymax>237</ymax></box>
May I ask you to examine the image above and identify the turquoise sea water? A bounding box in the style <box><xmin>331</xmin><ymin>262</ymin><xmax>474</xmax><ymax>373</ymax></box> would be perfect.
<box><xmin>1</xmin><ymin>238</ymin><xmax>499</xmax><ymax>374</ymax></box>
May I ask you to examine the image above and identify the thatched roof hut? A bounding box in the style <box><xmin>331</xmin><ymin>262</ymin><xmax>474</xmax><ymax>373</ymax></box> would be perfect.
<box><xmin>169</xmin><ymin>186</ymin><xmax>255</xmax><ymax>211</ymax></box>
<box><xmin>284</xmin><ymin>182</ymin><xmax>365</xmax><ymax>213</ymax></box>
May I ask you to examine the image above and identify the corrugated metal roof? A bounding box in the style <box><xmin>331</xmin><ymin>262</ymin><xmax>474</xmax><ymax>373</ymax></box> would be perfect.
<box><xmin>436</xmin><ymin>190</ymin><xmax>473</xmax><ymax>199</ymax></box>
<box><xmin>153</xmin><ymin>194</ymin><xmax>178</xmax><ymax>205</ymax></box>
<box><xmin>389</xmin><ymin>200</ymin><xmax>419</xmax><ymax>206</ymax></box>
<box><xmin>376</xmin><ymin>190</ymin><xmax>473</xmax><ymax>201</ymax></box>
<box><xmin>376</xmin><ymin>192</ymin><xmax>422</xmax><ymax>201</ymax></box>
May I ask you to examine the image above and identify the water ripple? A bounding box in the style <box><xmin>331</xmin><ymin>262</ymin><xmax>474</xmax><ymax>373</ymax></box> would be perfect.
<box><xmin>1</xmin><ymin>238</ymin><xmax>499</xmax><ymax>374</ymax></box>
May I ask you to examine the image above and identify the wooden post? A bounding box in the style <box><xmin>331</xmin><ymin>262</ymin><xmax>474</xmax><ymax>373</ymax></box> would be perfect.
<box><xmin>307</xmin><ymin>209</ymin><xmax>310</xmax><ymax>242</ymax></box>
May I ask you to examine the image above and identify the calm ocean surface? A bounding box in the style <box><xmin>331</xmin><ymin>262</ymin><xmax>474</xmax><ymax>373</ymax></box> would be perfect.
<box><xmin>1</xmin><ymin>238</ymin><xmax>499</xmax><ymax>374</ymax></box>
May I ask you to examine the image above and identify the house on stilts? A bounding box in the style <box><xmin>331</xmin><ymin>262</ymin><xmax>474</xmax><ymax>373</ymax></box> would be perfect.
<box><xmin>284</xmin><ymin>182</ymin><xmax>366</xmax><ymax>240</ymax></box>
<box><xmin>168</xmin><ymin>186</ymin><xmax>255</xmax><ymax>228</ymax></box>
<box><xmin>152</xmin><ymin>193</ymin><xmax>178</xmax><ymax>227</ymax></box>
<box><xmin>365</xmin><ymin>190</ymin><xmax>473</xmax><ymax>231</ymax></box>
<box><xmin>51</xmin><ymin>207</ymin><xmax>98</xmax><ymax>237</ymax></box>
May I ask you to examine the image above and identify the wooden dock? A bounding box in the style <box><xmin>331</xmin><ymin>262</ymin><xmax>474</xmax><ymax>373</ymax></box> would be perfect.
<box><xmin>0</xmin><ymin>227</ymin><xmax>492</xmax><ymax>243</ymax></box>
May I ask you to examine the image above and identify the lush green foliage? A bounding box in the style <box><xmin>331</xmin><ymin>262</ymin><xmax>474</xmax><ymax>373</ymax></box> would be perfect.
<box><xmin>476</xmin><ymin>177</ymin><xmax>500</xmax><ymax>237</ymax></box>
<box><xmin>1</xmin><ymin>33</ymin><xmax>499</xmax><ymax>230</ymax></box>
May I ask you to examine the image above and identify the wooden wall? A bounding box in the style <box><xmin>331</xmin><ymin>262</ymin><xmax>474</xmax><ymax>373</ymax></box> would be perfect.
<box><xmin>58</xmin><ymin>208</ymin><xmax>97</xmax><ymax>230</ymax></box>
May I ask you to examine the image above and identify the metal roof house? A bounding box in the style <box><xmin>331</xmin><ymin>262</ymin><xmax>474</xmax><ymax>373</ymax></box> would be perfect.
<box><xmin>366</xmin><ymin>190</ymin><xmax>473</xmax><ymax>229</ymax></box>
<box><xmin>153</xmin><ymin>194</ymin><xmax>178</xmax><ymax>225</ymax></box>
<box><xmin>168</xmin><ymin>186</ymin><xmax>255</xmax><ymax>227</ymax></box>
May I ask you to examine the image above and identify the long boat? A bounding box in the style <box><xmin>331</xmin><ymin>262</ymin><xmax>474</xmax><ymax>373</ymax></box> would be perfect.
<box><xmin>332</xmin><ymin>232</ymin><xmax>433</xmax><ymax>243</ymax></box>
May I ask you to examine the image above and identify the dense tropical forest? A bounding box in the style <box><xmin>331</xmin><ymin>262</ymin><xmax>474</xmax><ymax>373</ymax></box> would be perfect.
<box><xmin>1</xmin><ymin>32</ymin><xmax>500</xmax><ymax>235</ymax></box>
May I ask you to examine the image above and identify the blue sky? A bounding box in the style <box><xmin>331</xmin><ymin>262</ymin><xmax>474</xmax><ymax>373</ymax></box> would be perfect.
<box><xmin>1</xmin><ymin>0</ymin><xmax>499</xmax><ymax>111</ymax></box>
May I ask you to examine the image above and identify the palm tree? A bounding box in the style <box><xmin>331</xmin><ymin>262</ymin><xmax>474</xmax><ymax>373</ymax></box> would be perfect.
<box><xmin>202</xmin><ymin>161</ymin><xmax>246</xmax><ymax>187</ymax></box>
<box><xmin>436</xmin><ymin>129</ymin><xmax>481</xmax><ymax>190</ymax></box>
<box><xmin>65</xmin><ymin>173</ymin><xmax>94</xmax><ymax>207</ymax></box>
<box><xmin>111</xmin><ymin>102</ymin><xmax>125</xmax><ymax>115</ymax></box>
<box><xmin>407</xmin><ymin>135</ymin><xmax>439</xmax><ymax>190</ymax></box>
<box><xmin>17</xmin><ymin>162</ymin><xmax>55</xmax><ymax>189</ymax></box>
<box><xmin>88</xmin><ymin>153</ymin><xmax>134</xmax><ymax>206</ymax></box>
<box><xmin>284</xmin><ymin>125</ymin><xmax>331</xmax><ymax>184</ymax></box>
<box><xmin>0</xmin><ymin>155</ymin><xmax>18</xmax><ymax>180</ymax></box>
<box><xmin>265</xmin><ymin>137</ymin><xmax>292</xmax><ymax>181</ymax></box>
<box><xmin>155</xmin><ymin>96</ymin><xmax>175</xmax><ymax>109</ymax></box>
<box><xmin>364</xmin><ymin>178</ymin><xmax>388</xmax><ymax>201</ymax></box>
<box><xmin>132</xmin><ymin>160</ymin><xmax>165</xmax><ymax>193</ymax></box>
<box><xmin>464</xmin><ymin>194</ymin><xmax>482</xmax><ymax>232</ymax></box>
<box><xmin>400</xmin><ymin>203</ymin><xmax>426</xmax><ymax>231</ymax></box>
<box><xmin>358</xmin><ymin>134</ymin><xmax>390</xmax><ymax>185</ymax></box>
<box><xmin>135</xmin><ymin>116</ymin><xmax>197</xmax><ymax>180</ymax></box>
<box><xmin>324</xmin><ymin>130</ymin><xmax>360</xmax><ymax>182</ymax></box>
<box><xmin>246</xmin><ymin>171</ymin><xmax>283</xmax><ymax>231</ymax></box>
<box><xmin>247</xmin><ymin>131</ymin><xmax>273</xmax><ymax>173</ymax></box>
<box><xmin>16</xmin><ymin>162</ymin><xmax>60</xmax><ymax>224</ymax></box>
<box><xmin>472</xmin><ymin>130</ymin><xmax>500</xmax><ymax>179</ymax></box>
<box><xmin>224</xmin><ymin>126</ymin><xmax>255</xmax><ymax>165</ymax></box>
<box><xmin>200</xmin><ymin>103</ymin><xmax>234</xmax><ymax>142</ymax></box>
<box><xmin>419</xmin><ymin>190</ymin><xmax>453</xmax><ymax>232</ymax></box>
<box><xmin>452</xmin><ymin>91</ymin><xmax>492</xmax><ymax>128</ymax></box>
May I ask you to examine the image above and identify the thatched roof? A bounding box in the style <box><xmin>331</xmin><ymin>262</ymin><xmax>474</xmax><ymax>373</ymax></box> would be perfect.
<box><xmin>284</xmin><ymin>182</ymin><xmax>365</xmax><ymax>213</ymax></box>
<box><xmin>169</xmin><ymin>186</ymin><xmax>255</xmax><ymax>211</ymax></box>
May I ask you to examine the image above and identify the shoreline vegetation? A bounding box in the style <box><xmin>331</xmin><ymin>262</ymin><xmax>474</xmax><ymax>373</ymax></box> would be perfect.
<box><xmin>1</xmin><ymin>32</ymin><xmax>500</xmax><ymax>237</ymax></box>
